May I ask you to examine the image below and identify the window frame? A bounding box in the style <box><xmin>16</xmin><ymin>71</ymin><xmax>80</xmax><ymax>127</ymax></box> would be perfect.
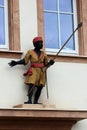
<box><xmin>0</xmin><ymin>0</ymin><xmax>22</xmax><ymax>59</ymax></box>
<box><xmin>37</xmin><ymin>0</ymin><xmax>87</xmax><ymax>63</ymax></box>
<box><xmin>43</xmin><ymin>0</ymin><xmax>78</xmax><ymax>55</ymax></box>
<box><xmin>0</xmin><ymin>0</ymin><xmax>9</xmax><ymax>49</ymax></box>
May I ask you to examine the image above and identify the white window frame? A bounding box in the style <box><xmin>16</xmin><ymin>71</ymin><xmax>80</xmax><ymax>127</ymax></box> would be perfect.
<box><xmin>44</xmin><ymin>0</ymin><xmax>78</xmax><ymax>55</ymax></box>
<box><xmin>0</xmin><ymin>0</ymin><xmax>9</xmax><ymax>49</ymax></box>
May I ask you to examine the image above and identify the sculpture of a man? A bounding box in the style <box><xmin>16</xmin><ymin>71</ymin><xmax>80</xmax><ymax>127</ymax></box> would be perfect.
<box><xmin>8</xmin><ymin>37</ymin><xmax>54</xmax><ymax>104</ymax></box>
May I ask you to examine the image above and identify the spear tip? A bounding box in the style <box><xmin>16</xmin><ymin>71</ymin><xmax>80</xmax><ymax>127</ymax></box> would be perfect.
<box><xmin>78</xmin><ymin>22</ymin><xmax>83</xmax><ymax>28</ymax></box>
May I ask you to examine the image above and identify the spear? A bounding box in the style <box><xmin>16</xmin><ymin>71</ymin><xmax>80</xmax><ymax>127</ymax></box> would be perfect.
<box><xmin>52</xmin><ymin>22</ymin><xmax>83</xmax><ymax>61</ymax></box>
<box><xmin>45</xmin><ymin>22</ymin><xmax>83</xmax><ymax>70</ymax></box>
<box><xmin>45</xmin><ymin>22</ymin><xmax>82</xmax><ymax>99</ymax></box>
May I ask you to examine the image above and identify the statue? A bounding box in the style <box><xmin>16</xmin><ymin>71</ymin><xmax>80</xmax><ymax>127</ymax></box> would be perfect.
<box><xmin>8</xmin><ymin>37</ymin><xmax>55</xmax><ymax>104</ymax></box>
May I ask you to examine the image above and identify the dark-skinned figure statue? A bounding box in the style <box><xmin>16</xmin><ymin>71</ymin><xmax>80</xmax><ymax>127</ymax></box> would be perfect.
<box><xmin>8</xmin><ymin>37</ymin><xmax>55</xmax><ymax>104</ymax></box>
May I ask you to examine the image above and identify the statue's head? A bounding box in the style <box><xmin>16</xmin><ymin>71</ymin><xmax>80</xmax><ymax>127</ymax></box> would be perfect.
<box><xmin>33</xmin><ymin>36</ymin><xmax>43</xmax><ymax>49</ymax></box>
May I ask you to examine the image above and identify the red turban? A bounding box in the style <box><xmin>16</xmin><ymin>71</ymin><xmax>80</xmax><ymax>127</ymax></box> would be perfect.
<box><xmin>33</xmin><ymin>36</ymin><xmax>43</xmax><ymax>44</ymax></box>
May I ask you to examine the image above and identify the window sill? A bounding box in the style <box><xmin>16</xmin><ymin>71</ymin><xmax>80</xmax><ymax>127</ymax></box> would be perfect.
<box><xmin>0</xmin><ymin>50</ymin><xmax>23</xmax><ymax>59</ymax></box>
<box><xmin>48</xmin><ymin>54</ymin><xmax>87</xmax><ymax>64</ymax></box>
<box><xmin>0</xmin><ymin>50</ymin><xmax>87</xmax><ymax>63</ymax></box>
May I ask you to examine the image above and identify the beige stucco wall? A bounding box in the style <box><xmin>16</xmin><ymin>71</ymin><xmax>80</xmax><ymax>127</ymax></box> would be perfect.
<box><xmin>19</xmin><ymin>0</ymin><xmax>38</xmax><ymax>52</ymax></box>
<box><xmin>0</xmin><ymin>0</ymin><xmax>87</xmax><ymax>129</ymax></box>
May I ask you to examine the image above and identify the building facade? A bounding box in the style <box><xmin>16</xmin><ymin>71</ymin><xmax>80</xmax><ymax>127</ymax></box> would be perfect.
<box><xmin>0</xmin><ymin>0</ymin><xmax>87</xmax><ymax>130</ymax></box>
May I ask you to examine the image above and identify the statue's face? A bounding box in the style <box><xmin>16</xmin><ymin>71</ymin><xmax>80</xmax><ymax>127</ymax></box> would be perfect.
<box><xmin>34</xmin><ymin>41</ymin><xmax>43</xmax><ymax>49</ymax></box>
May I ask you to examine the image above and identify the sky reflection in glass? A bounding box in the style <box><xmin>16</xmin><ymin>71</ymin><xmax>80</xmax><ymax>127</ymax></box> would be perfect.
<box><xmin>59</xmin><ymin>0</ymin><xmax>73</xmax><ymax>12</ymax></box>
<box><xmin>44</xmin><ymin>0</ymin><xmax>75</xmax><ymax>51</ymax></box>
<box><xmin>60</xmin><ymin>14</ymin><xmax>75</xmax><ymax>50</ymax></box>
<box><xmin>0</xmin><ymin>0</ymin><xmax>4</xmax><ymax>6</ymax></box>
<box><xmin>44</xmin><ymin>0</ymin><xmax>57</xmax><ymax>11</ymax></box>
<box><xmin>0</xmin><ymin>8</ymin><xmax>5</xmax><ymax>45</ymax></box>
<box><xmin>44</xmin><ymin>12</ymin><xmax>59</xmax><ymax>49</ymax></box>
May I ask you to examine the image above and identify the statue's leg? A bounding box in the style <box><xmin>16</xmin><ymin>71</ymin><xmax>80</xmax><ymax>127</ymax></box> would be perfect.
<box><xmin>24</xmin><ymin>84</ymin><xmax>34</xmax><ymax>104</ymax></box>
<box><xmin>34</xmin><ymin>86</ymin><xmax>43</xmax><ymax>104</ymax></box>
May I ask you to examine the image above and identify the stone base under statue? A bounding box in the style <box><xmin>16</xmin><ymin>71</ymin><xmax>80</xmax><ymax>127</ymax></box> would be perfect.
<box><xmin>13</xmin><ymin>103</ymin><xmax>56</xmax><ymax>109</ymax></box>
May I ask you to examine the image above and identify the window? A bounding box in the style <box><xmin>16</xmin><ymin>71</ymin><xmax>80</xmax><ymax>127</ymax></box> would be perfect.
<box><xmin>43</xmin><ymin>0</ymin><xmax>78</xmax><ymax>54</ymax></box>
<box><xmin>0</xmin><ymin>0</ymin><xmax>9</xmax><ymax>48</ymax></box>
<box><xmin>37</xmin><ymin>0</ymin><xmax>87</xmax><ymax>62</ymax></box>
<box><xmin>0</xmin><ymin>0</ymin><xmax>22</xmax><ymax>58</ymax></box>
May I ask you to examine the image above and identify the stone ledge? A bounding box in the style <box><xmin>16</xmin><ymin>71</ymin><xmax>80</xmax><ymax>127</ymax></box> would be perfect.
<box><xmin>0</xmin><ymin>108</ymin><xmax>87</xmax><ymax>130</ymax></box>
<box><xmin>13</xmin><ymin>104</ymin><xmax>56</xmax><ymax>109</ymax></box>
<box><xmin>0</xmin><ymin>108</ymin><xmax>87</xmax><ymax>120</ymax></box>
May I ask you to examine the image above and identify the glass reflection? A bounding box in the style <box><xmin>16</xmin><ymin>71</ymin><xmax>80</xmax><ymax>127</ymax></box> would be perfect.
<box><xmin>0</xmin><ymin>8</ymin><xmax>5</xmax><ymax>45</ymax></box>
<box><xmin>44</xmin><ymin>0</ymin><xmax>57</xmax><ymax>11</ymax></box>
<box><xmin>0</xmin><ymin>0</ymin><xmax>4</xmax><ymax>6</ymax></box>
<box><xmin>59</xmin><ymin>0</ymin><xmax>73</xmax><ymax>12</ymax></box>
<box><xmin>60</xmin><ymin>14</ymin><xmax>75</xmax><ymax>50</ymax></box>
<box><xmin>44</xmin><ymin>12</ymin><xmax>59</xmax><ymax>49</ymax></box>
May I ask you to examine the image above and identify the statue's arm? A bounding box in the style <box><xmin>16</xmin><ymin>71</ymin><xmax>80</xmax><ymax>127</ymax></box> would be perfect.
<box><xmin>44</xmin><ymin>53</ymin><xmax>55</xmax><ymax>67</ymax></box>
<box><xmin>8</xmin><ymin>59</ymin><xmax>25</xmax><ymax>67</ymax></box>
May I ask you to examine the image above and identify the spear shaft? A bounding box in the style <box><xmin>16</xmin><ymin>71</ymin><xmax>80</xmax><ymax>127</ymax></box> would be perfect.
<box><xmin>44</xmin><ymin>22</ymin><xmax>82</xmax><ymax>99</ymax></box>
<box><xmin>52</xmin><ymin>22</ymin><xmax>82</xmax><ymax>60</ymax></box>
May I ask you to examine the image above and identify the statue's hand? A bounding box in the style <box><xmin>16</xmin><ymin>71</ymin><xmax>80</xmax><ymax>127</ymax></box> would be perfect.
<box><xmin>8</xmin><ymin>60</ymin><xmax>17</xmax><ymax>67</ymax></box>
<box><xmin>49</xmin><ymin>59</ymin><xmax>55</xmax><ymax>65</ymax></box>
<box><xmin>46</xmin><ymin>59</ymin><xmax>55</xmax><ymax>67</ymax></box>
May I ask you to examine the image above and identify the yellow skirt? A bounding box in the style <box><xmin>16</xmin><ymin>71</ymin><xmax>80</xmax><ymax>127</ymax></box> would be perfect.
<box><xmin>24</xmin><ymin>67</ymin><xmax>46</xmax><ymax>86</ymax></box>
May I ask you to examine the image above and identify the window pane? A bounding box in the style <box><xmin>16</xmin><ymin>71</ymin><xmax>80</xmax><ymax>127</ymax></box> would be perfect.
<box><xmin>0</xmin><ymin>0</ymin><xmax>4</xmax><ymax>5</ymax></box>
<box><xmin>59</xmin><ymin>0</ymin><xmax>73</xmax><ymax>12</ymax></box>
<box><xmin>0</xmin><ymin>8</ymin><xmax>5</xmax><ymax>45</ymax></box>
<box><xmin>60</xmin><ymin>14</ymin><xmax>75</xmax><ymax>50</ymax></box>
<box><xmin>44</xmin><ymin>12</ymin><xmax>59</xmax><ymax>49</ymax></box>
<box><xmin>44</xmin><ymin>0</ymin><xmax>57</xmax><ymax>11</ymax></box>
